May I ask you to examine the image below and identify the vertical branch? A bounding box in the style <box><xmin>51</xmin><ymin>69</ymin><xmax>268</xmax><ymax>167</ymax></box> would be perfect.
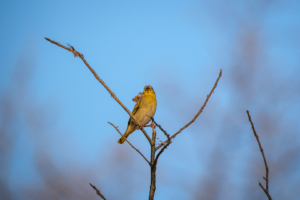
<box><xmin>148</xmin><ymin>121</ymin><xmax>171</xmax><ymax>200</ymax></box>
<box><xmin>149</xmin><ymin>127</ymin><xmax>156</xmax><ymax>200</ymax></box>
<box><xmin>247</xmin><ymin>110</ymin><xmax>272</xmax><ymax>200</ymax></box>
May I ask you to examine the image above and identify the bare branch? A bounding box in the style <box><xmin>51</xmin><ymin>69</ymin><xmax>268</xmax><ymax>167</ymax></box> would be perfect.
<box><xmin>89</xmin><ymin>183</ymin><xmax>107</xmax><ymax>200</ymax></box>
<box><xmin>108</xmin><ymin>122</ymin><xmax>150</xmax><ymax>165</ymax></box>
<box><xmin>154</xmin><ymin>136</ymin><xmax>171</xmax><ymax>166</ymax></box>
<box><xmin>156</xmin><ymin>69</ymin><xmax>222</xmax><ymax>150</ymax></box>
<box><xmin>45</xmin><ymin>37</ymin><xmax>152</xmax><ymax>145</ymax></box>
<box><xmin>150</xmin><ymin>117</ymin><xmax>170</xmax><ymax>140</ymax></box>
<box><xmin>149</xmin><ymin>124</ymin><xmax>157</xmax><ymax>200</ymax></box>
<box><xmin>148</xmin><ymin>117</ymin><xmax>172</xmax><ymax>159</ymax></box>
<box><xmin>247</xmin><ymin>110</ymin><xmax>272</xmax><ymax>200</ymax></box>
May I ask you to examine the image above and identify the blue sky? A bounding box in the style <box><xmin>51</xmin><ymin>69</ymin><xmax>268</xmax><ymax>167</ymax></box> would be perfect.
<box><xmin>1</xmin><ymin>0</ymin><xmax>300</xmax><ymax>199</ymax></box>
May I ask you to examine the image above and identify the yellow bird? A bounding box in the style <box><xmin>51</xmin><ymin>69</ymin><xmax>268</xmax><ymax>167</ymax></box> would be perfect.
<box><xmin>118</xmin><ymin>85</ymin><xmax>157</xmax><ymax>144</ymax></box>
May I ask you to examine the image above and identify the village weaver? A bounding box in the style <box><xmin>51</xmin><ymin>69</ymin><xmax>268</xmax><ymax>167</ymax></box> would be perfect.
<box><xmin>118</xmin><ymin>85</ymin><xmax>157</xmax><ymax>144</ymax></box>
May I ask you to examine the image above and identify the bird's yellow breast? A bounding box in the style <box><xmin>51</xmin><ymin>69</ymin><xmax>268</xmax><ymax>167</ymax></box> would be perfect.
<box><xmin>134</xmin><ymin>93</ymin><xmax>157</xmax><ymax>126</ymax></box>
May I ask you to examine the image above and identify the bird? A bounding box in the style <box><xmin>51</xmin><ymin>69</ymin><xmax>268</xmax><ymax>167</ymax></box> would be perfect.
<box><xmin>118</xmin><ymin>85</ymin><xmax>157</xmax><ymax>144</ymax></box>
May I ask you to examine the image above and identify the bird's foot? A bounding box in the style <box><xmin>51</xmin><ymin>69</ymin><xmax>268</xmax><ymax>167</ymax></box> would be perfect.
<box><xmin>137</xmin><ymin>125</ymin><xmax>144</xmax><ymax>130</ymax></box>
<box><xmin>144</xmin><ymin>122</ymin><xmax>156</xmax><ymax>129</ymax></box>
<box><xmin>149</xmin><ymin>121</ymin><xmax>156</xmax><ymax>129</ymax></box>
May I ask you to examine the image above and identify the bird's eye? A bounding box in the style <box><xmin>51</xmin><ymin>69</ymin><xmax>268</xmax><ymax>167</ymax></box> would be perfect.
<box><xmin>145</xmin><ymin>86</ymin><xmax>151</xmax><ymax>91</ymax></box>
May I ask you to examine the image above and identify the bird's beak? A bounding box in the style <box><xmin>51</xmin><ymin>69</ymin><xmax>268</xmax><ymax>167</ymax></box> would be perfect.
<box><xmin>145</xmin><ymin>86</ymin><xmax>151</xmax><ymax>91</ymax></box>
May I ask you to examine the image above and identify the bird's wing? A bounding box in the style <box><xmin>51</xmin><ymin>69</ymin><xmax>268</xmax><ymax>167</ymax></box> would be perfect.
<box><xmin>128</xmin><ymin>97</ymin><xmax>142</xmax><ymax>125</ymax></box>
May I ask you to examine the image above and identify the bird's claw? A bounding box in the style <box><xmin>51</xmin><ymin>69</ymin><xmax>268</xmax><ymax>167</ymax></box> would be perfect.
<box><xmin>137</xmin><ymin>125</ymin><xmax>144</xmax><ymax>130</ymax></box>
<box><xmin>149</xmin><ymin>121</ymin><xmax>156</xmax><ymax>129</ymax></box>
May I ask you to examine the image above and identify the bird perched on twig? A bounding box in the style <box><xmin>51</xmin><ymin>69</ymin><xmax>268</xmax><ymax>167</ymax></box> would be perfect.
<box><xmin>118</xmin><ymin>85</ymin><xmax>157</xmax><ymax>144</ymax></box>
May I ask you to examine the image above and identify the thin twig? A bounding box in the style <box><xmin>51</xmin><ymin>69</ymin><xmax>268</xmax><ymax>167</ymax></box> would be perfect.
<box><xmin>154</xmin><ymin>135</ymin><xmax>171</xmax><ymax>166</ymax></box>
<box><xmin>149</xmin><ymin>117</ymin><xmax>172</xmax><ymax>155</ymax></box>
<box><xmin>150</xmin><ymin>117</ymin><xmax>170</xmax><ymax>140</ymax></box>
<box><xmin>145</xmin><ymin>116</ymin><xmax>172</xmax><ymax>162</ymax></box>
<box><xmin>45</xmin><ymin>37</ymin><xmax>152</xmax><ymax>145</ymax></box>
<box><xmin>108</xmin><ymin>122</ymin><xmax>150</xmax><ymax>165</ymax></box>
<box><xmin>89</xmin><ymin>183</ymin><xmax>107</xmax><ymax>200</ymax></box>
<box><xmin>247</xmin><ymin>110</ymin><xmax>272</xmax><ymax>200</ymax></box>
<box><xmin>146</xmin><ymin>117</ymin><xmax>171</xmax><ymax>165</ymax></box>
<box><xmin>156</xmin><ymin>69</ymin><xmax>222</xmax><ymax>151</ymax></box>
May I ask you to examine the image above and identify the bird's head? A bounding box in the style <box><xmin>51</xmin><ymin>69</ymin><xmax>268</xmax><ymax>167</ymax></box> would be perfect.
<box><xmin>143</xmin><ymin>85</ymin><xmax>155</xmax><ymax>95</ymax></box>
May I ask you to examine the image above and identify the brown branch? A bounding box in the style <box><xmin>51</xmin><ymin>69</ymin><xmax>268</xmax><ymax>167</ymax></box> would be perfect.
<box><xmin>247</xmin><ymin>110</ymin><xmax>272</xmax><ymax>200</ymax></box>
<box><xmin>147</xmin><ymin>119</ymin><xmax>171</xmax><ymax>200</ymax></box>
<box><xmin>89</xmin><ymin>183</ymin><xmax>107</xmax><ymax>200</ymax></box>
<box><xmin>150</xmin><ymin>117</ymin><xmax>170</xmax><ymax>140</ymax></box>
<box><xmin>108</xmin><ymin>122</ymin><xmax>150</xmax><ymax>165</ymax></box>
<box><xmin>149</xmin><ymin>125</ymin><xmax>157</xmax><ymax>200</ymax></box>
<box><xmin>44</xmin><ymin>37</ymin><xmax>152</xmax><ymax>145</ymax></box>
<box><xmin>148</xmin><ymin>117</ymin><xmax>172</xmax><ymax>162</ymax></box>
<box><xmin>154</xmin><ymin>136</ymin><xmax>171</xmax><ymax>166</ymax></box>
<box><xmin>145</xmin><ymin>117</ymin><xmax>171</xmax><ymax>164</ymax></box>
<box><xmin>156</xmin><ymin>69</ymin><xmax>222</xmax><ymax>151</ymax></box>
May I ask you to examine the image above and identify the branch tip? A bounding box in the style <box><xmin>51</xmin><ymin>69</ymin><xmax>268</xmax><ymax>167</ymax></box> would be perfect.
<box><xmin>89</xmin><ymin>183</ymin><xmax>107</xmax><ymax>200</ymax></box>
<box><xmin>156</xmin><ymin>69</ymin><xmax>222</xmax><ymax>150</ymax></box>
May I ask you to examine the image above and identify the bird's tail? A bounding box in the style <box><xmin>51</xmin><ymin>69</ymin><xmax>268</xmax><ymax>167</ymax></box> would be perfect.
<box><xmin>118</xmin><ymin>123</ymin><xmax>135</xmax><ymax>144</ymax></box>
<box><xmin>118</xmin><ymin>132</ymin><xmax>130</xmax><ymax>144</ymax></box>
